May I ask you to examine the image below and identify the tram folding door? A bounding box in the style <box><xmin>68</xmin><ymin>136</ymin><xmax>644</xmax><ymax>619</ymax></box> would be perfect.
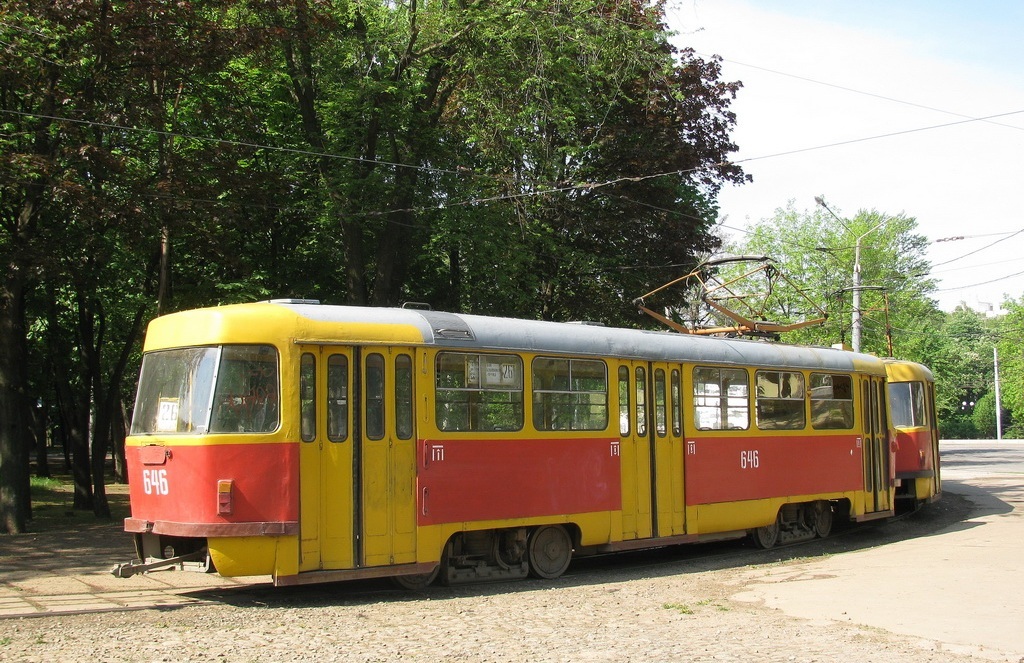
<box><xmin>298</xmin><ymin>346</ymin><xmax>354</xmax><ymax>572</ymax></box>
<box><xmin>298</xmin><ymin>346</ymin><xmax>417</xmax><ymax>573</ymax></box>
<box><xmin>926</xmin><ymin>382</ymin><xmax>942</xmax><ymax>498</ymax></box>
<box><xmin>616</xmin><ymin>361</ymin><xmax>687</xmax><ymax>542</ymax></box>
<box><xmin>616</xmin><ymin>362</ymin><xmax>652</xmax><ymax>540</ymax></box>
<box><xmin>359</xmin><ymin>347</ymin><xmax>417</xmax><ymax>567</ymax></box>
<box><xmin>649</xmin><ymin>363</ymin><xmax>686</xmax><ymax>538</ymax></box>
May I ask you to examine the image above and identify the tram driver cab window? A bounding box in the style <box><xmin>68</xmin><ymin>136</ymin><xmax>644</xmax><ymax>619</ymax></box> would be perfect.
<box><xmin>209</xmin><ymin>345</ymin><xmax>281</xmax><ymax>434</ymax></box>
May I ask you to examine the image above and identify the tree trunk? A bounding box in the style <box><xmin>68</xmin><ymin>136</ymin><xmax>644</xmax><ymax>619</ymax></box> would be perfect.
<box><xmin>90</xmin><ymin>410</ymin><xmax>111</xmax><ymax>518</ymax></box>
<box><xmin>157</xmin><ymin>225</ymin><xmax>171</xmax><ymax>316</ymax></box>
<box><xmin>47</xmin><ymin>296</ymin><xmax>92</xmax><ymax>510</ymax></box>
<box><xmin>63</xmin><ymin>396</ymin><xmax>92</xmax><ymax>511</ymax></box>
<box><xmin>447</xmin><ymin>245</ymin><xmax>462</xmax><ymax>312</ymax></box>
<box><xmin>112</xmin><ymin>398</ymin><xmax>128</xmax><ymax>483</ymax></box>
<box><xmin>0</xmin><ymin>273</ymin><xmax>30</xmax><ymax>534</ymax></box>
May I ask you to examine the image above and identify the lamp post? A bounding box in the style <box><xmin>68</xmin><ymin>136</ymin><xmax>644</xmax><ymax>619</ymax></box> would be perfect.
<box><xmin>994</xmin><ymin>347</ymin><xmax>1003</xmax><ymax>441</ymax></box>
<box><xmin>815</xmin><ymin>197</ymin><xmax>887</xmax><ymax>352</ymax></box>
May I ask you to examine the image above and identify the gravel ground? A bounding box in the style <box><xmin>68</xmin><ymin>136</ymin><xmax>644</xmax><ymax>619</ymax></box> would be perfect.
<box><xmin>0</xmin><ymin>492</ymin><xmax>1010</xmax><ymax>663</ymax></box>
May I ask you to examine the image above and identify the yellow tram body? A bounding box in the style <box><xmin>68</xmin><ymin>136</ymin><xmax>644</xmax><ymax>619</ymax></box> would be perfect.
<box><xmin>884</xmin><ymin>359</ymin><xmax>942</xmax><ymax>504</ymax></box>
<box><xmin>124</xmin><ymin>301</ymin><xmax>907</xmax><ymax>586</ymax></box>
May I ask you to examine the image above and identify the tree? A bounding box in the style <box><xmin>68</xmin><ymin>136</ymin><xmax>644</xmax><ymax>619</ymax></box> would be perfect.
<box><xmin>0</xmin><ymin>2</ymin><xmax>86</xmax><ymax>532</ymax></box>
<box><xmin>1</xmin><ymin>0</ymin><xmax>748</xmax><ymax>531</ymax></box>
<box><xmin>437</xmin><ymin>10</ymin><xmax>746</xmax><ymax>323</ymax></box>
<box><xmin>706</xmin><ymin>203</ymin><xmax>1008</xmax><ymax>435</ymax></box>
<box><xmin>1</xmin><ymin>1</ymin><xmax>255</xmax><ymax>526</ymax></box>
<box><xmin>230</xmin><ymin>0</ymin><xmax>745</xmax><ymax>319</ymax></box>
<box><xmin>714</xmin><ymin>202</ymin><xmax>939</xmax><ymax>357</ymax></box>
<box><xmin>927</xmin><ymin>306</ymin><xmax>997</xmax><ymax>438</ymax></box>
<box><xmin>972</xmin><ymin>391</ymin><xmax>1008</xmax><ymax>439</ymax></box>
<box><xmin>995</xmin><ymin>297</ymin><xmax>1024</xmax><ymax>438</ymax></box>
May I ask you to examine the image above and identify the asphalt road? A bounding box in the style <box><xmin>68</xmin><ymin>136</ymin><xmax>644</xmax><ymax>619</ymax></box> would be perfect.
<box><xmin>940</xmin><ymin>438</ymin><xmax>1024</xmax><ymax>478</ymax></box>
<box><xmin>737</xmin><ymin>439</ymin><xmax>1024</xmax><ymax>660</ymax></box>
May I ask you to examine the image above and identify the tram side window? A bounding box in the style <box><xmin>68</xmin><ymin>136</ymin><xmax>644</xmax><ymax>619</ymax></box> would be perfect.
<box><xmin>209</xmin><ymin>345</ymin><xmax>281</xmax><ymax>434</ymax></box>
<box><xmin>889</xmin><ymin>381</ymin><xmax>927</xmax><ymax>428</ymax></box>
<box><xmin>533</xmin><ymin>357</ymin><xmax>608</xmax><ymax>431</ymax></box>
<box><xmin>395</xmin><ymin>354</ymin><xmax>414</xmax><ymax>440</ymax></box>
<box><xmin>299</xmin><ymin>353</ymin><xmax>316</xmax><ymax>442</ymax></box>
<box><xmin>693</xmin><ymin>367</ymin><xmax>749</xmax><ymax>430</ymax></box>
<box><xmin>635</xmin><ymin>367</ymin><xmax>647</xmax><ymax>436</ymax></box>
<box><xmin>810</xmin><ymin>373</ymin><xmax>854</xmax><ymax>430</ymax></box>
<box><xmin>654</xmin><ymin>369</ymin><xmax>668</xmax><ymax>437</ymax></box>
<box><xmin>671</xmin><ymin>369</ymin><xmax>682</xmax><ymax>436</ymax></box>
<box><xmin>327</xmin><ymin>354</ymin><xmax>348</xmax><ymax>442</ymax></box>
<box><xmin>755</xmin><ymin>370</ymin><xmax>805</xmax><ymax>430</ymax></box>
<box><xmin>618</xmin><ymin>366</ymin><xmax>630</xmax><ymax>436</ymax></box>
<box><xmin>435</xmin><ymin>353</ymin><xmax>524</xmax><ymax>431</ymax></box>
<box><xmin>365</xmin><ymin>354</ymin><xmax>385</xmax><ymax>440</ymax></box>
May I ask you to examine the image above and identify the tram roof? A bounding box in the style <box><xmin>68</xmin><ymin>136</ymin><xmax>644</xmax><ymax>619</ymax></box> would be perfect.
<box><xmin>883</xmin><ymin>357</ymin><xmax>935</xmax><ymax>382</ymax></box>
<box><xmin>280</xmin><ymin>302</ymin><xmax>882</xmax><ymax>374</ymax></box>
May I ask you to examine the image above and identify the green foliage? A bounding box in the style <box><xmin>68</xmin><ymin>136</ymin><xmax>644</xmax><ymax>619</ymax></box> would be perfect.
<box><xmin>27</xmin><ymin>472</ymin><xmax>130</xmax><ymax>532</ymax></box>
<box><xmin>971</xmin><ymin>391</ymin><xmax>1007</xmax><ymax>439</ymax></box>
<box><xmin>1</xmin><ymin>0</ymin><xmax>748</xmax><ymax>526</ymax></box>
<box><xmin>719</xmin><ymin>202</ymin><xmax>937</xmax><ymax>356</ymax></box>
<box><xmin>222</xmin><ymin>0</ymin><xmax>746</xmax><ymax>317</ymax></box>
<box><xmin>994</xmin><ymin>297</ymin><xmax>1024</xmax><ymax>438</ymax></box>
<box><xmin>713</xmin><ymin>203</ymin><xmax>1017</xmax><ymax>435</ymax></box>
<box><xmin>927</xmin><ymin>307</ymin><xmax>997</xmax><ymax>426</ymax></box>
<box><xmin>939</xmin><ymin>414</ymin><xmax>978</xmax><ymax>440</ymax></box>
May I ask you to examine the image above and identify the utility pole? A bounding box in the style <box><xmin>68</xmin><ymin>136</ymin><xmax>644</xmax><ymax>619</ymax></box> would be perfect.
<box><xmin>815</xmin><ymin>197</ymin><xmax>887</xmax><ymax>352</ymax></box>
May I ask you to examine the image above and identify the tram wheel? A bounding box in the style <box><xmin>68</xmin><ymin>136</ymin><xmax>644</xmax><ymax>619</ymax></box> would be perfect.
<box><xmin>811</xmin><ymin>500</ymin><xmax>833</xmax><ymax>539</ymax></box>
<box><xmin>527</xmin><ymin>525</ymin><xmax>572</xmax><ymax>579</ymax></box>
<box><xmin>391</xmin><ymin>565</ymin><xmax>440</xmax><ymax>590</ymax></box>
<box><xmin>751</xmin><ymin>514</ymin><xmax>781</xmax><ymax>549</ymax></box>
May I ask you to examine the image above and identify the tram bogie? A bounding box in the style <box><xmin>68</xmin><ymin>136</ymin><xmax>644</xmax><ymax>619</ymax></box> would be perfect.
<box><xmin>748</xmin><ymin>498</ymin><xmax>839</xmax><ymax>549</ymax></box>
<box><xmin>118</xmin><ymin>301</ymin><xmax>939</xmax><ymax>588</ymax></box>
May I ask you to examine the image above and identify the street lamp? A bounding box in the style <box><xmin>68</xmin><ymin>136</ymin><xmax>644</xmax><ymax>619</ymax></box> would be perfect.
<box><xmin>815</xmin><ymin>197</ymin><xmax>887</xmax><ymax>352</ymax></box>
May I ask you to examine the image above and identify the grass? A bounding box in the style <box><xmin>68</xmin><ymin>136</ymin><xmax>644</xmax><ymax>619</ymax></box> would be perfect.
<box><xmin>663</xmin><ymin>599</ymin><xmax>731</xmax><ymax>615</ymax></box>
<box><xmin>26</xmin><ymin>471</ymin><xmax>130</xmax><ymax>533</ymax></box>
<box><xmin>663</xmin><ymin>602</ymin><xmax>694</xmax><ymax>615</ymax></box>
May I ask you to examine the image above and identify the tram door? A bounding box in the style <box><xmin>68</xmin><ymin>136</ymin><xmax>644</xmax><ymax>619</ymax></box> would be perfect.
<box><xmin>926</xmin><ymin>382</ymin><xmax>942</xmax><ymax>496</ymax></box>
<box><xmin>359</xmin><ymin>347</ymin><xmax>418</xmax><ymax>567</ymax></box>
<box><xmin>298</xmin><ymin>347</ymin><xmax>355</xmax><ymax>572</ymax></box>
<box><xmin>650</xmin><ymin>364</ymin><xmax>686</xmax><ymax>537</ymax></box>
<box><xmin>297</xmin><ymin>346</ymin><xmax>417</xmax><ymax>573</ymax></box>
<box><xmin>861</xmin><ymin>375</ymin><xmax>893</xmax><ymax>514</ymax></box>
<box><xmin>617</xmin><ymin>362</ymin><xmax>652</xmax><ymax>540</ymax></box>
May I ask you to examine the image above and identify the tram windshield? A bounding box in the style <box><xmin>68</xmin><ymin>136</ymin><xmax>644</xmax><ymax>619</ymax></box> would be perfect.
<box><xmin>131</xmin><ymin>345</ymin><xmax>280</xmax><ymax>435</ymax></box>
<box><xmin>888</xmin><ymin>381</ymin><xmax>927</xmax><ymax>428</ymax></box>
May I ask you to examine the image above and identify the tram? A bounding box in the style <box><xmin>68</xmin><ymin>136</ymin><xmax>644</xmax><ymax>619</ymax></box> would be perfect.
<box><xmin>122</xmin><ymin>300</ymin><xmax>908</xmax><ymax>587</ymax></box>
<box><xmin>884</xmin><ymin>359</ymin><xmax>941</xmax><ymax>505</ymax></box>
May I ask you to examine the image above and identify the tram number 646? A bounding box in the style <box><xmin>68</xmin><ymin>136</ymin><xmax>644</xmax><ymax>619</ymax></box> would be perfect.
<box><xmin>142</xmin><ymin>469</ymin><xmax>169</xmax><ymax>495</ymax></box>
<box><xmin>740</xmin><ymin>450</ymin><xmax>760</xmax><ymax>469</ymax></box>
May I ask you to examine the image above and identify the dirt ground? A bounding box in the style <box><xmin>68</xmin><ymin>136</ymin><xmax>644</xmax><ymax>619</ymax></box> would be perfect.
<box><xmin>4</xmin><ymin>488</ymin><xmax>1017</xmax><ymax>663</ymax></box>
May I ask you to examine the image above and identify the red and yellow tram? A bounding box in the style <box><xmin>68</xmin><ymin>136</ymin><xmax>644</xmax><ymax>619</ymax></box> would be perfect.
<box><xmin>122</xmin><ymin>300</ymin><xmax>920</xmax><ymax>587</ymax></box>
<box><xmin>884</xmin><ymin>359</ymin><xmax>941</xmax><ymax>505</ymax></box>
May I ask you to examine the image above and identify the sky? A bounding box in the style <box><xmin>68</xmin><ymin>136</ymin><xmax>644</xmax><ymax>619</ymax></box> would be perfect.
<box><xmin>664</xmin><ymin>0</ymin><xmax>1024</xmax><ymax>313</ymax></box>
